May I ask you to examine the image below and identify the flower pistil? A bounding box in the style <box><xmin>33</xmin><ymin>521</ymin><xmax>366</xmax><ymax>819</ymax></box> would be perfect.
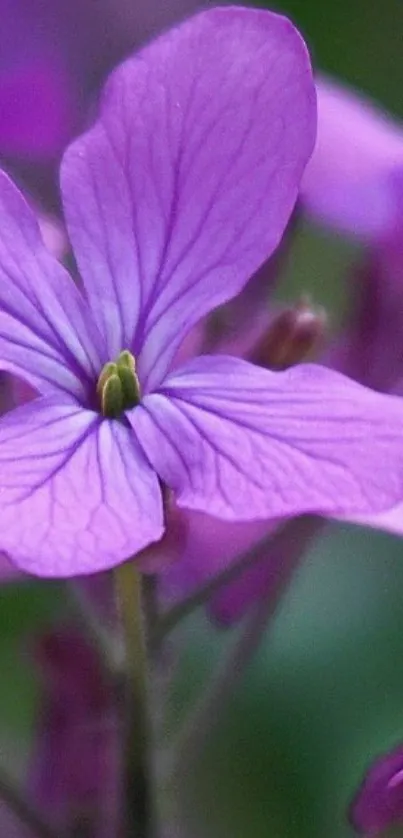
<box><xmin>97</xmin><ymin>350</ymin><xmax>140</xmax><ymax>418</ymax></box>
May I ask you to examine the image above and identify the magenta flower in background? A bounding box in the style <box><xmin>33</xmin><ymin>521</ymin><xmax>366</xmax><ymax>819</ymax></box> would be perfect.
<box><xmin>30</xmin><ymin>629</ymin><xmax>119</xmax><ymax>837</ymax></box>
<box><xmin>349</xmin><ymin>744</ymin><xmax>403</xmax><ymax>835</ymax></box>
<box><xmin>2</xmin><ymin>8</ymin><xmax>403</xmax><ymax>579</ymax></box>
<box><xmin>0</xmin><ymin>0</ymin><xmax>148</xmax><ymax>167</ymax></box>
<box><xmin>162</xmin><ymin>511</ymin><xmax>319</xmax><ymax>625</ymax></box>
<box><xmin>0</xmin><ymin>0</ymin><xmax>214</xmax><ymax>185</ymax></box>
<box><xmin>301</xmin><ymin>74</ymin><xmax>403</xmax><ymax>539</ymax></box>
<box><xmin>0</xmin><ymin>0</ymin><xmax>78</xmax><ymax>164</ymax></box>
<box><xmin>301</xmin><ymin>76</ymin><xmax>403</xmax><ymax>239</ymax></box>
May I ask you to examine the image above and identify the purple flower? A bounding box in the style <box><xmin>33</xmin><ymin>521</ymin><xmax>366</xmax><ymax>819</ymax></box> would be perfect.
<box><xmin>0</xmin><ymin>0</ymin><xmax>82</xmax><ymax>164</ymax></box>
<box><xmin>1</xmin><ymin>8</ymin><xmax>403</xmax><ymax>579</ymax></box>
<box><xmin>0</xmin><ymin>0</ymin><xmax>213</xmax><ymax>178</ymax></box>
<box><xmin>30</xmin><ymin>629</ymin><xmax>119</xmax><ymax>837</ymax></box>
<box><xmin>301</xmin><ymin>75</ymin><xmax>403</xmax><ymax>540</ymax></box>
<box><xmin>301</xmin><ymin>76</ymin><xmax>403</xmax><ymax>239</ymax></box>
<box><xmin>349</xmin><ymin>745</ymin><xmax>403</xmax><ymax>835</ymax></box>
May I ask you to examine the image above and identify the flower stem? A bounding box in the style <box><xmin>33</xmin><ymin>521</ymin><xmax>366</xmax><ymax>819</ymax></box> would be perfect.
<box><xmin>0</xmin><ymin>766</ymin><xmax>60</xmax><ymax>838</ymax></box>
<box><xmin>115</xmin><ymin>561</ymin><xmax>156</xmax><ymax>838</ymax></box>
<box><xmin>67</xmin><ymin>580</ymin><xmax>124</xmax><ymax>675</ymax></box>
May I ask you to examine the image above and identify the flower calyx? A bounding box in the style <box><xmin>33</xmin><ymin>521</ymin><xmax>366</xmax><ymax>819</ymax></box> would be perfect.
<box><xmin>97</xmin><ymin>350</ymin><xmax>141</xmax><ymax>418</ymax></box>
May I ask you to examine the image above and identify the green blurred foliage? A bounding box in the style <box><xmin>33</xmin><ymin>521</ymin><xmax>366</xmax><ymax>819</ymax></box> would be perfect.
<box><xmin>0</xmin><ymin>582</ymin><xmax>66</xmax><ymax>767</ymax></box>
<box><xmin>272</xmin><ymin>0</ymin><xmax>403</xmax><ymax>116</ymax></box>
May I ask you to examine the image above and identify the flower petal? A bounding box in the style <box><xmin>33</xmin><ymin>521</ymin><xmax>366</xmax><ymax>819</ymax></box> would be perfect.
<box><xmin>60</xmin><ymin>7</ymin><xmax>316</xmax><ymax>389</ymax></box>
<box><xmin>161</xmin><ymin>511</ymin><xmax>275</xmax><ymax>612</ymax></box>
<box><xmin>0</xmin><ymin>171</ymin><xmax>104</xmax><ymax>399</ymax></box>
<box><xmin>302</xmin><ymin>76</ymin><xmax>403</xmax><ymax>238</ymax></box>
<box><xmin>339</xmin><ymin>502</ymin><xmax>403</xmax><ymax>536</ymax></box>
<box><xmin>331</xmin><ymin>255</ymin><xmax>403</xmax><ymax>394</ymax></box>
<box><xmin>129</xmin><ymin>356</ymin><xmax>403</xmax><ymax>521</ymax></box>
<box><xmin>0</xmin><ymin>397</ymin><xmax>163</xmax><ymax>576</ymax></box>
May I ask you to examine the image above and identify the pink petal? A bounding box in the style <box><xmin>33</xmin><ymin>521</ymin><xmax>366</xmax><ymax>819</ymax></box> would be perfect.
<box><xmin>301</xmin><ymin>76</ymin><xmax>403</xmax><ymax>238</ymax></box>
<box><xmin>60</xmin><ymin>7</ymin><xmax>316</xmax><ymax>388</ymax></box>
<box><xmin>129</xmin><ymin>356</ymin><xmax>403</xmax><ymax>521</ymax></box>
<box><xmin>0</xmin><ymin>398</ymin><xmax>163</xmax><ymax>576</ymax></box>
<box><xmin>0</xmin><ymin>171</ymin><xmax>104</xmax><ymax>399</ymax></box>
<box><xmin>340</xmin><ymin>502</ymin><xmax>403</xmax><ymax>536</ymax></box>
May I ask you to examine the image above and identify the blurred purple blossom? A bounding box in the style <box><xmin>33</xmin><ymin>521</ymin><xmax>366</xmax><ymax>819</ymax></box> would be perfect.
<box><xmin>162</xmin><ymin>511</ymin><xmax>320</xmax><ymax>625</ymax></box>
<box><xmin>301</xmin><ymin>76</ymin><xmax>403</xmax><ymax>240</ymax></box>
<box><xmin>0</xmin><ymin>0</ymin><xmax>210</xmax><ymax>208</ymax></box>
<box><xmin>350</xmin><ymin>744</ymin><xmax>403</xmax><ymax>835</ymax></box>
<box><xmin>30</xmin><ymin>628</ymin><xmax>120</xmax><ymax>837</ymax></box>
<box><xmin>0</xmin><ymin>0</ymin><xmax>148</xmax><ymax>165</ymax></box>
<box><xmin>0</xmin><ymin>0</ymin><xmax>80</xmax><ymax>165</ymax></box>
<box><xmin>303</xmin><ymin>76</ymin><xmax>403</xmax><ymax>539</ymax></box>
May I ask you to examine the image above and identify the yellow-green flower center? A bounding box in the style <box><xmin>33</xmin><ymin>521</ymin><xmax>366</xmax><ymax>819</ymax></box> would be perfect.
<box><xmin>96</xmin><ymin>350</ymin><xmax>141</xmax><ymax>418</ymax></box>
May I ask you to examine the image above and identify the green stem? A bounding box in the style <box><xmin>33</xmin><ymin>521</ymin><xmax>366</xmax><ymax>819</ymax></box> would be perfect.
<box><xmin>115</xmin><ymin>561</ymin><xmax>155</xmax><ymax>838</ymax></box>
<box><xmin>67</xmin><ymin>580</ymin><xmax>124</xmax><ymax>676</ymax></box>
<box><xmin>0</xmin><ymin>766</ymin><xmax>61</xmax><ymax>838</ymax></box>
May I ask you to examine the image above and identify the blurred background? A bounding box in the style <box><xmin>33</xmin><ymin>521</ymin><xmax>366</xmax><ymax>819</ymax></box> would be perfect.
<box><xmin>1</xmin><ymin>1</ymin><xmax>403</xmax><ymax>837</ymax></box>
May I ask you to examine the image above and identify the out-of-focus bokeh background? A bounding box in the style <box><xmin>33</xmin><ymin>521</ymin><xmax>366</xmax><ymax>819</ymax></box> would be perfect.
<box><xmin>1</xmin><ymin>1</ymin><xmax>403</xmax><ymax>837</ymax></box>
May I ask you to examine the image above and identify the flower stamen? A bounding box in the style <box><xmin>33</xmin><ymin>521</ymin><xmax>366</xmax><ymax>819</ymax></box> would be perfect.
<box><xmin>97</xmin><ymin>350</ymin><xmax>141</xmax><ymax>418</ymax></box>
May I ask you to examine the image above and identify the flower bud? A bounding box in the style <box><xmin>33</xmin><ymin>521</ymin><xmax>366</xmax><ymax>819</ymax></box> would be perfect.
<box><xmin>250</xmin><ymin>299</ymin><xmax>327</xmax><ymax>370</ymax></box>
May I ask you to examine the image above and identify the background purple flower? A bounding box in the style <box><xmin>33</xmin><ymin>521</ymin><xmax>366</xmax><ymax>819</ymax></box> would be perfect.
<box><xmin>301</xmin><ymin>76</ymin><xmax>403</xmax><ymax>239</ymax></box>
<box><xmin>30</xmin><ymin>629</ymin><xmax>120</xmax><ymax>837</ymax></box>
<box><xmin>300</xmin><ymin>75</ymin><xmax>403</xmax><ymax>540</ymax></box>
<box><xmin>161</xmin><ymin>511</ymin><xmax>319</xmax><ymax>625</ymax></box>
<box><xmin>0</xmin><ymin>0</ymin><xmax>210</xmax><ymax>209</ymax></box>
<box><xmin>350</xmin><ymin>744</ymin><xmax>403</xmax><ymax>835</ymax></box>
